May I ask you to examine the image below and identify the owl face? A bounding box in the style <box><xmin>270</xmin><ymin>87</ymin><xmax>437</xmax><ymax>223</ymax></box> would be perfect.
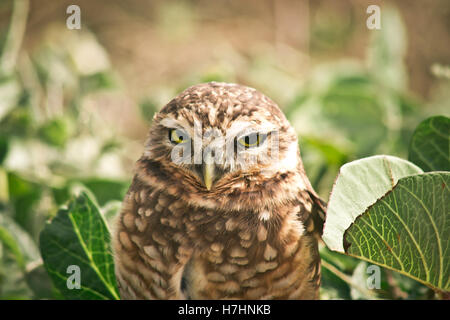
<box><xmin>139</xmin><ymin>82</ymin><xmax>305</xmax><ymax>211</ymax></box>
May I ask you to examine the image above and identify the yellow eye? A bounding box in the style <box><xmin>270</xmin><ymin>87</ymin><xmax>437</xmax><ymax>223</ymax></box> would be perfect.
<box><xmin>238</xmin><ymin>133</ymin><xmax>266</xmax><ymax>148</ymax></box>
<box><xmin>169</xmin><ymin>129</ymin><xmax>189</xmax><ymax>144</ymax></box>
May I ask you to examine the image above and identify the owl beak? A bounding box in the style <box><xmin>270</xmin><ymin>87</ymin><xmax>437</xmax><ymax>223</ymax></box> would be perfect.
<box><xmin>202</xmin><ymin>161</ymin><xmax>215</xmax><ymax>190</ymax></box>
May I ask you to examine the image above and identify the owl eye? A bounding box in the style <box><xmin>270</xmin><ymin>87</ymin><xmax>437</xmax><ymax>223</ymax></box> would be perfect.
<box><xmin>237</xmin><ymin>133</ymin><xmax>267</xmax><ymax>148</ymax></box>
<box><xmin>169</xmin><ymin>129</ymin><xmax>189</xmax><ymax>144</ymax></box>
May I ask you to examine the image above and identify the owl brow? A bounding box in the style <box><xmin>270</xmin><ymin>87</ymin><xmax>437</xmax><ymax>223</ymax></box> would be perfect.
<box><xmin>231</xmin><ymin>127</ymin><xmax>278</xmax><ymax>141</ymax></box>
<box><xmin>225</xmin><ymin>121</ymin><xmax>275</xmax><ymax>138</ymax></box>
<box><xmin>159</xmin><ymin>118</ymin><xmax>194</xmax><ymax>136</ymax></box>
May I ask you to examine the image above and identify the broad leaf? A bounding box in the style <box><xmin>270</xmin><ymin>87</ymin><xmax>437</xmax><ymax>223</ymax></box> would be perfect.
<box><xmin>323</xmin><ymin>155</ymin><xmax>423</xmax><ymax>251</ymax></box>
<box><xmin>39</xmin><ymin>192</ymin><xmax>119</xmax><ymax>300</ymax></box>
<box><xmin>344</xmin><ymin>172</ymin><xmax>449</xmax><ymax>292</ymax></box>
<box><xmin>408</xmin><ymin>116</ymin><xmax>449</xmax><ymax>172</ymax></box>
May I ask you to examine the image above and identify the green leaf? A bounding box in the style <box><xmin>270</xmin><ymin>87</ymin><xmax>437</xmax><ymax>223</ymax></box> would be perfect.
<box><xmin>319</xmin><ymin>265</ymin><xmax>351</xmax><ymax>300</ymax></box>
<box><xmin>0</xmin><ymin>213</ymin><xmax>40</xmax><ymax>270</ymax></box>
<box><xmin>388</xmin><ymin>269</ymin><xmax>432</xmax><ymax>299</ymax></box>
<box><xmin>79</xmin><ymin>178</ymin><xmax>129</xmax><ymax>206</ymax></box>
<box><xmin>0</xmin><ymin>168</ymin><xmax>8</xmax><ymax>203</ymax></box>
<box><xmin>323</xmin><ymin>155</ymin><xmax>423</xmax><ymax>252</ymax></box>
<box><xmin>101</xmin><ymin>200</ymin><xmax>122</xmax><ymax>230</ymax></box>
<box><xmin>0</xmin><ymin>213</ymin><xmax>58</xmax><ymax>299</ymax></box>
<box><xmin>408</xmin><ymin>116</ymin><xmax>450</xmax><ymax>172</ymax></box>
<box><xmin>319</xmin><ymin>246</ymin><xmax>356</xmax><ymax>300</ymax></box>
<box><xmin>349</xmin><ymin>262</ymin><xmax>377</xmax><ymax>300</ymax></box>
<box><xmin>0</xmin><ymin>106</ymin><xmax>33</xmax><ymax>137</ymax></box>
<box><xmin>51</xmin><ymin>178</ymin><xmax>128</xmax><ymax>208</ymax></box>
<box><xmin>367</xmin><ymin>6</ymin><xmax>407</xmax><ymax>91</ymax></box>
<box><xmin>0</xmin><ymin>135</ymin><xmax>9</xmax><ymax>165</ymax></box>
<box><xmin>289</xmin><ymin>67</ymin><xmax>404</xmax><ymax>160</ymax></box>
<box><xmin>302</xmin><ymin>136</ymin><xmax>349</xmax><ymax>166</ymax></box>
<box><xmin>0</xmin><ymin>76</ymin><xmax>22</xmax><ymax>121</ymax></box>
<box><xmin>320</xmin><ymin>246</ymin><xmax>360</xmax><ymax>272</ymax></box>
<box><xmin>0</xmin><ymin>213</ymin><xmax>40</xmax><ymax>299</ymax></box>
<box><xmin>139</xmin><ymin>98</ymin><xmax>159</xmax><ymax>123</ymax></box>
<box><xmin>79</xmin><ymin>71</ymin><xmax>117</xmax><ymax>94</ymax></box>
<box><xmin>0</xmin><ymin>250</ymin><xmax>33</xmax><ymax>299</ymax></box>
<box><xmin>38</xmin><ymin>117</ymin><xmax>73</xmax><ymax>148</ymax></box>
<box><xmin>39</xmin><ymin>191</ymin><xmax>120</xmax><ymax>300</ymax></box>
<box><xmin>344</xmin><ymin>172</ymin><xmax>449</xmax><ymax>292</ymax></box>
<box><xmin>7</xmin><ymin>172</ymin><xmax>42</xmax><ymax>233</ymax></box>
<box><xmin>25</xmin><ymin>263</ymin><xmax>58</xmax><ymax>299</ymax></box>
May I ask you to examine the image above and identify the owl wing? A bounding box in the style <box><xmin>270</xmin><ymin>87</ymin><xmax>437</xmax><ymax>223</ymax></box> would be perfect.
<box><xmin>307</xmin><ymin>190</ymin><xmax>326</xmax><ymax>238</ymax></box>
<box><xmin>295</xmin><ymin>159</ymin><xmax>326</xmax><ymax>236</ymax></box>
<box><xmin>293</xmin><ymin>189</ymin><xmax>325</xmax><ymax>240</ymax></box>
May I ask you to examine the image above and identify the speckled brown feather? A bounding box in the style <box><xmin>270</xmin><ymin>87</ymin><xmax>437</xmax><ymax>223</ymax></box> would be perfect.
<box><xmin>113</xmin><ymin>82</ymin><xmax>324</xmax><ymax>299</ymax></box>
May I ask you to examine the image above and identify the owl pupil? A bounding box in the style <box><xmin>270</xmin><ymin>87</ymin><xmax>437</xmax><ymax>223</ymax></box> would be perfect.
<box><xmin>169</xmin><ymin>129</ymin><xmax>188</xmax><ymax>144</ymax></box>
<box><xmin>237</xmin><ymin>133</ymin><xmax>263</xmax><ymax>149</ymax></box>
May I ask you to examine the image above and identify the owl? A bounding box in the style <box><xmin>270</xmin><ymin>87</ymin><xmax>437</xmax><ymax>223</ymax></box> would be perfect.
<box><xmin>113</xmin><ymin>82</ymin><xmax>326</xmax><ymax>299</ymax></box>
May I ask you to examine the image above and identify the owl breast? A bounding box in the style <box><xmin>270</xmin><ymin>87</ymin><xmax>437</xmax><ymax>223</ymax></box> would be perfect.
<box><xmin>114</xmin><ymin>175</ymin><xmax>321</xmax><ymax>300</ymax></box>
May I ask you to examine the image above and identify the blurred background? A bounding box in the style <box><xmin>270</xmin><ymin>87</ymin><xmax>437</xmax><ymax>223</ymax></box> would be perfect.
<box><xmin>0</xmin><ymin>0</ymin><xmax>449</xmax><ymax>299</ymax></box>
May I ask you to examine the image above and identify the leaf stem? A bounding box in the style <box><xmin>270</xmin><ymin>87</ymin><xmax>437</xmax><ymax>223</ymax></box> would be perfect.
<box><xmin>321</xmin><ymin>259</ymin><xmax>379</xmax><ymax>299</ymax></box>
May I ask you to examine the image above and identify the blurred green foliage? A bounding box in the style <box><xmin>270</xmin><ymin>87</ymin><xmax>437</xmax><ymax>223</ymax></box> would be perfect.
<box><xmin>0</xmin><ymin>1</ymin><xmax>448</xmax><ymax>299</ymax></box>
<box><xmin>0</xmin><ymin>0</ymin><xmax>127</xmax><ymax>299</ymax></box>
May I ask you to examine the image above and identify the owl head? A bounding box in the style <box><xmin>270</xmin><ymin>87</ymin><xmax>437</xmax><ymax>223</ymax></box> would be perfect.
<box><xmin>137</xmin><ymin>82</ymin><xmax>312</xmax><ymax>211</ymax></box>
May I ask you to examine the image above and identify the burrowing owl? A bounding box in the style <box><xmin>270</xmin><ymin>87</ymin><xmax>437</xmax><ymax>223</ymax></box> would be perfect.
<box><xmin>113</xmin><ymin>82</ymin><xmax>325</xmax><ymax>299</ymax></box>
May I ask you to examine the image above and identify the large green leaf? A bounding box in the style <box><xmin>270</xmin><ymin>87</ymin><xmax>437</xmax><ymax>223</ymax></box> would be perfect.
<box><xmin>344</xmin><ymin>172</ymin><xmax>449</xmax><ymax>292</ymax></box>
<box><xmin>408</xmin><ymin>116</ymin><xmax>449</xmax><ymax>172</ymax></box>
<box><xmin>323</xmin><ymin>155</ymin><xmax>423</xmax><ymax>252</ymax></box>
<box><xmin>39</xmin><ymin>191</ymin><xmax>119</xmax><ymax>300</ymax></box>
